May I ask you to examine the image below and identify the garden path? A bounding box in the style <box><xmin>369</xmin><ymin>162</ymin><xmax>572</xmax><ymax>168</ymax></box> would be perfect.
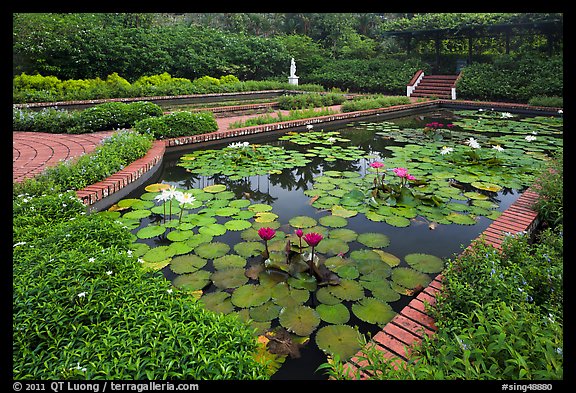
<box><xmin>12</xmin><ymin>104</ymin><xmax>344</xmax><ymax>183</ymax></box>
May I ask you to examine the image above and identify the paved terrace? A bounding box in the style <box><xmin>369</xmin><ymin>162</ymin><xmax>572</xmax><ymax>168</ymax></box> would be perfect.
<box><xmin>13</xmin><ymin>98</ymin><xmax>552</xmax><ymax>378</ymax></box>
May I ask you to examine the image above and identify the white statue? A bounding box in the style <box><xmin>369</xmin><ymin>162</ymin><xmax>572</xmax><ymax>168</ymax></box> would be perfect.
<box><xmin>290</xmin><ymin>58</ymin><xmax>297</xmax><ymax>77</ymax></box>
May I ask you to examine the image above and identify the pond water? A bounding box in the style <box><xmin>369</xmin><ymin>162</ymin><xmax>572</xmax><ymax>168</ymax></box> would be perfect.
<box><xmin>106</xmin><ymin>107</ymin><xmax>562</xmax><ymax>380</ymax></box>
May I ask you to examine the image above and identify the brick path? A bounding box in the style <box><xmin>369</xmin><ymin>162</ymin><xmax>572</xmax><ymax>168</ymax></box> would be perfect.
<box><xmin>12</xmin><ymin>105</ymin><xmax>343</xmax><ymax>184</ymax></box>
<box><xmin>12</xmin><ymin>131</ymin><xmax>117</xmax><ymax>183</ymax></box>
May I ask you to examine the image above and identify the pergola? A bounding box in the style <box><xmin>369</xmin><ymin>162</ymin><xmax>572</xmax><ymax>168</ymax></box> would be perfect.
<box><xmin>381</xmin><ymin>19</ymin><xmax>563</xmax><ymax>71</ymax></box>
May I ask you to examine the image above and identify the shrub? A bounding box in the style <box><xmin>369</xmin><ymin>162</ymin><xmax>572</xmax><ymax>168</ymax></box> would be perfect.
<box><xmin>13</xmin><ymin>195</ymin><xmax>268</xmax><ymax>380</ymax></box>
<box><xmin>277</xmin><ymin>92</ymin><xmax>346</xmax><ymax>110</ymax></box>
<box><xmin>70</xmin><ymin>101</ymin><xmax>164</xmax><ymax>133</ymax></box>
<box><xmin>134</xmin><ymin>111</ymin><xmax>218</xmax><ymax>139</ymax></box>
<box><xmin>13</xmin><ymin>107</ymin><xmax>77</xmax><ymax>133</ymax></box>
<box><xmin>341</xmin><ymin>95</ymin><xmax>411</xmax><ymax>112</ymax></box>
<box><xmin>532</xmin><ymin>151</ymin><xmax>563</xmax><ymax>228</ymax></box>
<box><xmin>528</xmin><ymin>95</ymin><xmax>563</xmax><ymax>108</ymax></box>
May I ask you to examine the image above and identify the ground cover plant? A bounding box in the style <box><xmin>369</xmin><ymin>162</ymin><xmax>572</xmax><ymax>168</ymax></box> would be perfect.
<box><xmin>12</xmin><ymin>190</ymin><xmax>270</xmax><ymax>380</ymax></box>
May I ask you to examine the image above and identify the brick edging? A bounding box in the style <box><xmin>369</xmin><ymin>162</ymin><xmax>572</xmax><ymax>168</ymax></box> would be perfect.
<box><xmin>342</xmin><ymin>186</ymin><xmax>542</xmax><ymax>379</ymax></box>
<box><xmin>75</xmin><ymin>140</ymin><xmax>165</xmax><ymax>206</ymax></box>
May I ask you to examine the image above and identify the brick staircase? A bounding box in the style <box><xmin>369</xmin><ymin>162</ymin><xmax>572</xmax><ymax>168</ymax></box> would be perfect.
<box><xmin>408</xmin><ymin>73</ymin><xmax>460</xmax><ymax>100</ymax></box>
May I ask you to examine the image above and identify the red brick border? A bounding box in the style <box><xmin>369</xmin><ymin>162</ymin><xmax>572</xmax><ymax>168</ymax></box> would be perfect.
<box><xmin>341</xmin><ymin>186</ymin><xmax>542</xmax><ymax>378</ymax></box>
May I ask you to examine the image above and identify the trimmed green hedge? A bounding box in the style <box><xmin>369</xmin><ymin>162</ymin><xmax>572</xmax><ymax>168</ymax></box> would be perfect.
<box><xmin>134</xmin><ymin>111</ymin><xmax>218</xmax><ymax>139</ymax></box>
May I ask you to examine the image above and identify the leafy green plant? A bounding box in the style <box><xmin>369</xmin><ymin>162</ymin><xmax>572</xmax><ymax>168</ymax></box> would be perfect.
<box><xmin>134</xmin><ymin>110</ymin><xmax>218</xmax><ymax>139</ymax></box>
<box><xmin>532</xmin><ymin>151</ymin><xmax>563</xmax><ymax>227</ymax></box>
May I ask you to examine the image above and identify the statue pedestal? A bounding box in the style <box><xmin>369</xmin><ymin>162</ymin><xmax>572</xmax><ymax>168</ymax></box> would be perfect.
<box><xmin>288</xmin><ymin>76</ymin><xmax>299</xmax><ymax>86</ymax></box>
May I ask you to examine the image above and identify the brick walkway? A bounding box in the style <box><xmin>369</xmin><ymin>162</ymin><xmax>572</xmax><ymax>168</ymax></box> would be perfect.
<box><xmin>12</xmin><ymin>131</ymin><xmax>117</xmax><ymax>183</ymax></box>
<box><xmin>12</xmin><ymin>105</ymin><xmax>343</xmax><ymax>184</ymax></box>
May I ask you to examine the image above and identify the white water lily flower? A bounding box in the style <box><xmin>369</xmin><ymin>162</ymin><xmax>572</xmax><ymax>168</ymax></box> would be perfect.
<box><xmin>464</xmin><ymin>137</ymin><xmax>481</xmax><ymax>149</ymax></box>
<box><xmin>326</xmin><ymin>137</ymin><xmax>337</xmax><ymax>143</ymax></box>
<box><xmin>525</xmin><ymin>135</ymin><xmax>537</xmax><ymax>142</ymax></box>
<box><xmin>492</xmin><ymin>145</ymin><xmax>505</xmax><ymax>152</ymax></box>
<box><xmin>176</xmin><ymin>192</ymin><xmax>196</xmax><ymax>205</ymax></box>
<box><xmin>440</xmin><ymin>146</ymin><xmax>454</xmax><ymax>155</ymax></box>
<box><xmin>228</xmin><ymin>141</ymin><xmax>250</xmax><ymax>149</ymax></box>
<box><xmin>500</xmin><ymin>112</ymin><xmax>514</xmax><ymax>118</ymax></box>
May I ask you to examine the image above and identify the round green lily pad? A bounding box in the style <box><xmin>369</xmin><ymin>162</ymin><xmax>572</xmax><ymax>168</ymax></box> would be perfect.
<box><xmin>328</xmin><ymin>279</ymin><xmax>365</xmax><ymax>301</ymax></box>
<box><xmin>122</xmin><ymin>209</ymin><xmax>152</xmax><ymax>220</ymax></box>
<box><xmin>194</xmin><ymin>242</ymin><xmax>231</xmax><ymax>259</ymax></box>
<box><xmin>213</xmin><ymin>254</ymin><xmax>247</xmax><ymax>270</ymax></box>
<box><xmin>199</xmin><ymin>291</ymin><xmax>234</xmax><ymax>314</ymax></box>
<box><xmin>316</xmin><ymin>303</ymin><xmax>350</xmax><ymax>324</ymax></box>
<box><xmin>315</xmin><ymin>325</ymin><xmax>362</xmax><ymax>360</ymax></box>
<box><xmin>318</xmin><ymin>215</ymin><xmax>348</xmax><ymax>228</ymax></box>
<box><xmin>373</xmin><ymin>250</ymin><xmax>401</xmax><ymax>267</ymax></box>
<box><xmin>249</xmin><ymin>301</ymin><xmax>282</xmax><ymax>322</ymax></box>
<box><xmin>166</xmin><ymin>229</ymin><xmax>193</xmax><ymax>242</ymax></box>
<box><xmin>356</xmin><ymin>232</ymin><xmax>391</xmax><ymax>248</ymax></box>
<box><xmin>328</xmin><ymin>228</ymin><xmax>358</xmax><ymax>242</ymax></box>
<box><xmin>224</xmin><ymin>219</ymin><xmax>252</xmax><ymax>231</ymax></box>
<box><xmin>142</xmin><ymin>245</ymin><xmax>176</xmax><ymax>263</ymax></box>
<box><xmin>405</xmin><ymin>253</ymin><xmax>444</xmax><ymax>273</ymax></box>
<box><xmin>279</xmin><ymin>305</ymin><xmax>321</xmax><ymax>336</ymax></box>
<box><xmin>352</xmin><ymin>297</ymin><xmax>396</xmax><ymax>325</ymax></box>
<box><xmin>271</xmin><ymin>282</ymin><xmax>310</xmax><ymax>308</ymax></box>
<box><xmin>169</xmin><ymin>254</ymin><xmax>207</xmax><ymax>274</ymax></box>
<box><xmin>198</xmin><ymin>223</ymin><xmax>227</xmax><ymax>237</ymax></box>
<box><xmin>314</xmin><ymin>238</ymin><xmax>349</xmax><ymax>256</ymax></box>
<box><xmin>391</xmin><ymin>267</ymin><xmax>432</xmax><ymax>289</ymax></box>
<box><xmin>136</xmin><ymin>225</ymin><xmax>166</xmax><ymax>239</ymax></box>
<box><xmin>211</xmin><ymin>267</ymin><xmax>249</xmax><ymax>289</ymax></box>
<box><xmin>289</xmin><ymin>216</ymin><xmax>318</xmax><ymax>228</ymax></box>
<box><xmin>203</xmin><ymin>184</ymin><xmax>227</xmax><ymax>193</ymax></box>
<box><xmin>173</xmin><ymin>270</ymin><xmax>211</xmax><ymax>292</ymax></box>
<box><xmin>231</xmin><ymin>284</ymin><xmax>272</xmax><ymax>308</ymax></box>
<box><xmin>471</xmin><ymin>181</ymin><xmax>502</xmax><ymax>192</ymax></box>
<box><xmin>234</xmin><ymin>241</ymin><xmax>265</xmax><ymax>257</ymax></box>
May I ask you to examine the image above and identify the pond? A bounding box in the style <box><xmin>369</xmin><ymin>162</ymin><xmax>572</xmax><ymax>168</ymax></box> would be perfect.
<box><xmin>101</xmin><ymin>107</ymin><xmax>563</xmax><ymax>379</ymax></box>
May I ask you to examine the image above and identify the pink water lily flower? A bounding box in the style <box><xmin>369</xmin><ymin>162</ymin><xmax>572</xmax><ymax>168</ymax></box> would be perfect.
<box><xmin>392</xmin><ymin>167</ymin><xmax>409</xmax><ymax>178</ymax></box>
<box><xmin>295</xmin><ymin>229</ymin><xmax>304</xmax><ymax>238</ymax></box>
<box><xmin>257</xmin><ymin>227</ymin><xmax>276</xmax><ymax>241</ymax></box>
<box><xmin>303</xmin><ymin>232</ymin><xmax>323</xmax><ymax>247</ymax></box>
<box><xmin>369</xmin><ymin>161</ymin><xmax>385</xmax><ymax>169</ymax></box>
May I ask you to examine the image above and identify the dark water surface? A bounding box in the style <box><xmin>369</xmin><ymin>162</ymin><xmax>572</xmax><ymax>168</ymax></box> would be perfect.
<box><xmin>122</xmin><ymin>108</ymin><xmax>536</xmax><ymax>380</ymax></box>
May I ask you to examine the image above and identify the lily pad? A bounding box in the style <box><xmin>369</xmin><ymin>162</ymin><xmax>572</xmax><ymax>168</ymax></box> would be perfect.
<box><xmin>328</xmin><ymin>279</ymin><xmax>365</xmax><ymax>301</ymax></box>
<box><xmin>194</xmin><ymin>242</ymin><xmax>231</xmax><ymax>259</ymax></box>
<box><xmin>136</xmin><ymin>225</ymin><xmax>166</xmax><ymax>239</ymax></box>
<box><xmin>405</xmin><ymin>253</ymin><xmax>444</xmax><ymax>273</ymax></box>
<box><xmin>199</xmin><ymin>291</ymin><xmax>235</xmax><ymax>314</ymax></box>
<box><xmin>315</xmin><ymin>325</ymin><xmax>362</xmax><ymax>360</ymax></box>
<box><xmin>391</xmin><ymin>267</ymin><xmax>432</xmax><ymax>290</ymax></box>
<box><xmin>356</xmin><ymin>232</ymin><xmax>391</xmax><ymax>248</ymax></box>
<box><xmin>122</xmin><ymin>209</ymin><xmax>152</xmax><ymax>220</ymax></box>
<box><xmin>316</xmin><ymin>303</ymin><xmax>350</xmax><ymax>324</ymax></box>
<box><xmin>144</xmin><ymin>183</ymin><xmax>171</xmax><ymax>192</ymax></box>
<box><xmin>318</xmin><ymin>215</ymin><xmax>348</xmax><ymax>228</ymax></box>
<box><xmin>203</xmin><ymin>184</ymin><xmax>227</xmax><ymax>193</ymax></box>
<box><xmin>211</xmin><ymin>267</ymin><xmax>249</xmax><ymax>289</ymax></box>
<box><xmin>142</xmin><ymin>245</ymin><xmax>175</xmax><ymax>263</ymax></box>
<box><xmin>198</xmin><ymin>223</ymin><xmax>227</xmax><ymax>237</ymax></box>
<box><xmin>169</xmin><ymin>254</ymin><xmax>207</xmax><ymax>274</ymax></box>
<box><xmin>328</xmin><ymin>228</ymin><xmax>358</xmax><ymax>242</ymax></box>
<box><xmin>352</xmin><ymin>297</ymin><xmax>396</xmax><ymax>325</ymax></box>
<box><xmin>278</xmin><ymin>305</ymin><xmax>321</xmax><ymax>336</ymax></box>
<box><xmin>249</xmin><ymin>301</ymin><xmax>282</xmax><ymax>322</ymax></box>
<box><xmin>231</xmin><ymin>284</ymin><xmax>273</xmax><ymax>308</ymax></box>
<box><xmin>234</xmin><ymin>241</ymin><xmax>266</xmax><ymax>257</ymax></box>
<box><xmin>471</xmin><ymin>181</ymin><xmax>502</xmax><ymax>192</ymax></box>
<box><xmin>213</xmin><ymin>254</ymin><xmax>247</xmax><ymax>270</ymax></box>
<box><xmin>224</xmin><ymin>219</ymin><xmax>252</xmax><ymax>231</ymax></box>
<box><xmin>314</xmin><ymin>238</ymin><xmax>349</xmax><ymax>256</ymax></box>
<box><xmin>271</xmin><ymin>282</ymin><xmax>310</xmax><ymax>308</ymax></box>
<box><xmin>173</xmin><ymin>270</ymin><xmax>211</xmax><ymax>292</ymax></box>
<box><xmin>289</xmin><ymin>216</ymin><xmax>317</xmax><ymax>229</ymax></box>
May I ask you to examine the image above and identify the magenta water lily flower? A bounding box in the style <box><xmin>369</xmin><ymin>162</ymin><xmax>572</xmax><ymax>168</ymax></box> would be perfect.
<box><xmin>295</xmin><ymin>229</ymin><xmax>304</xmax><ymax>252</ymax></box>
<box><xmin>258</xmin><ymin>227</ymin><xmax>276</xmax><ymax>257</ymax></box>
<box><xmin>303</xmin><ymin>232</ymin><xmax>323</xmax><ymax>247</ymax></box>
<box><xmin>369</xmin><ymin>161</ymin><xmax>385</xmax><ymax>169</ymax></box>
<box><xmin>393</xmin><ymin>167</ymin><xmax>416</xmax><ymax>186</ymax></box>
<box><xmin>258</xmin><ymin>227</ymin><xmax>276</xmax><ymax>241</ymax></box>
<box><xmin>303</xmin><ymin>232</ymin><xmax>323</xmax><ymax>272</ymax></box>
